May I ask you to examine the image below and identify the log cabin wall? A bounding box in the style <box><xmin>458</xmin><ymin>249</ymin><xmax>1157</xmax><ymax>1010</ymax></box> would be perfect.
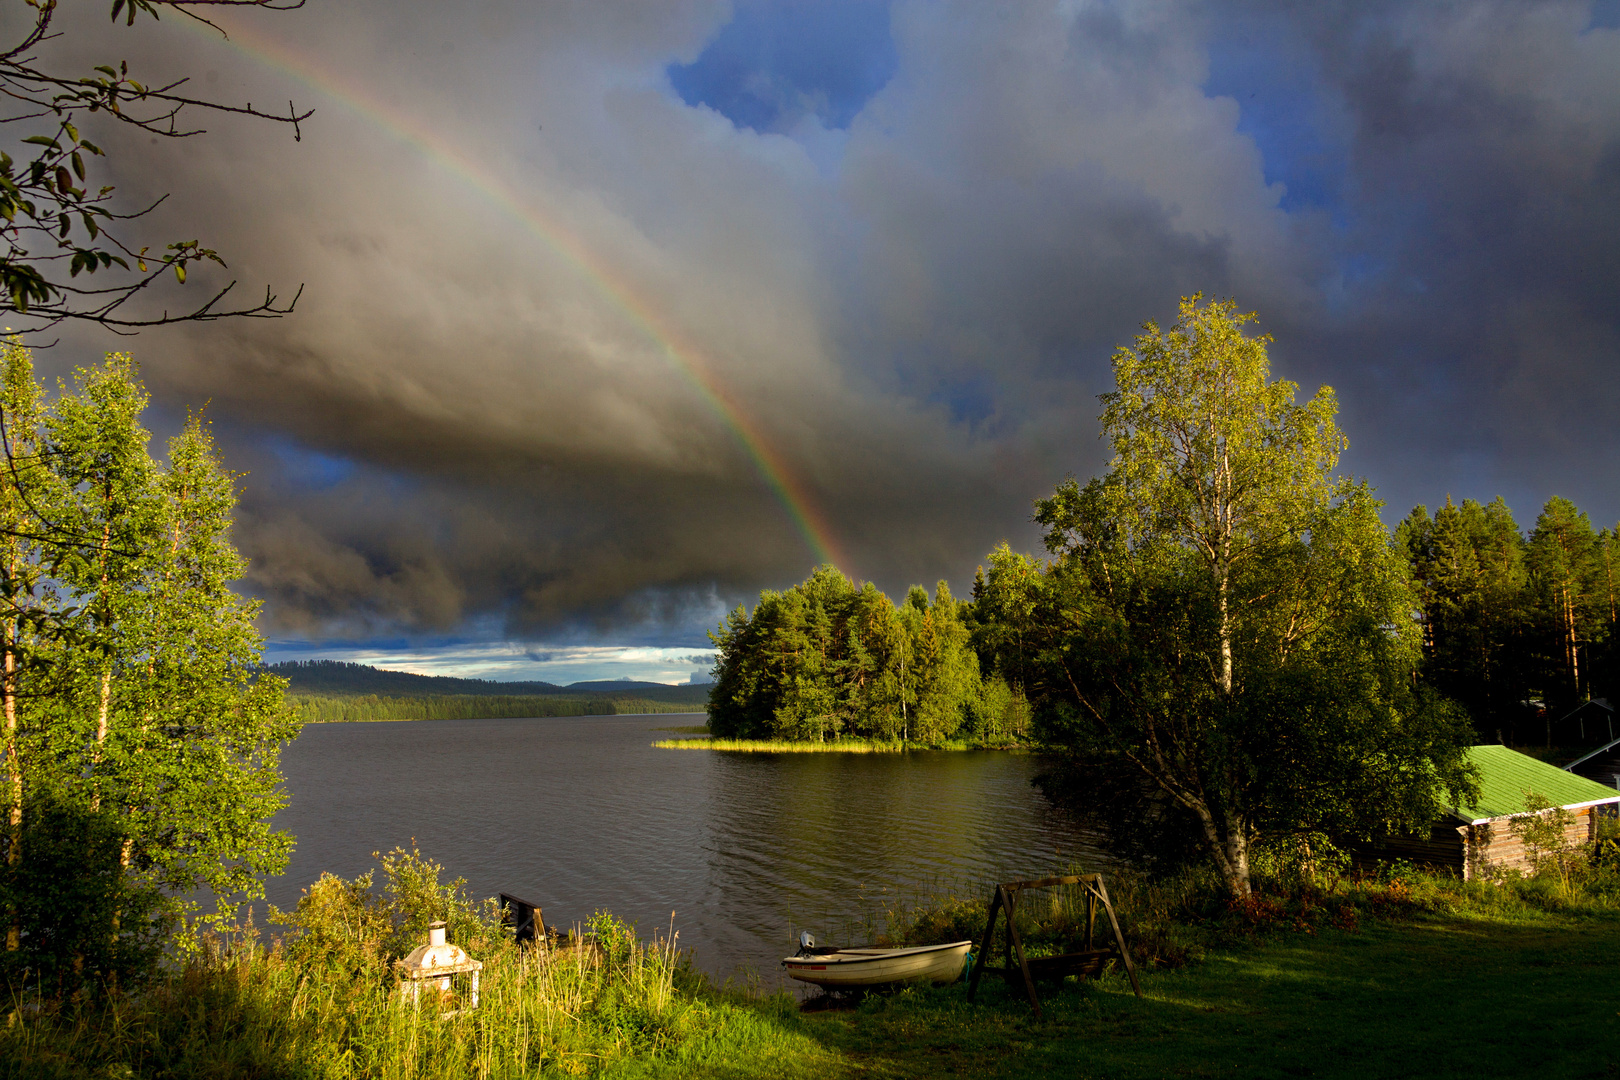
<box><xmin>1463</xmin><ymin>806</ymin><xmax>1596</xmax><ymax>880</ymax></box>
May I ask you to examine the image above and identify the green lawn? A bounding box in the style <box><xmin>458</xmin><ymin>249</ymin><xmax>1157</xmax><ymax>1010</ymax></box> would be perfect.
<box><xmin>636</xmin><ymin>908</ymin><xmax>1620</xmax><ymax>1079</ymax></box>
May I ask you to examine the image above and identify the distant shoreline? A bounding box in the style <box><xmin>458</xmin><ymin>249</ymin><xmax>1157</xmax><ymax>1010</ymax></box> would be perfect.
<box><xmin>271</xmin><ymin>660</ymin><xmax>714</xmax><ymax>723</ymax></box>
<box><xmin>304</xmin><ymin>710</ymin><xmax>707</xmax><ymax>724</ymax></box>
<box><xmin>652</xmin><ymin>736</ymin><xmax>1024</xmax><ymax>753</ymax></box>
<box><xmin>291</xmin><ymin>693</ymin><xmax>708</xmax><ymax>723</ymax></box>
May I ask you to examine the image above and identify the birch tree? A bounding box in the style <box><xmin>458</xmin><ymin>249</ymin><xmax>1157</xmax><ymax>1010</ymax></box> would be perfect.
<box><xmin>0</xmin><ymin>344</ymin><xmax>296</xmax><ymax>989</ymax></box>
<box><xmin>1011</xmin><ymin>295</ymin><xmax>1475</xmax><ymax>898</ymax></box>
<box><xmin>1</xmin><ymin>1</ymin><xmax>307</xmax><ymax>332</ymax></box>
<box><xmin>1095</xmin><ymin>295</ymin><xmax>1344</xmax><ymax>697</ymax></box>
<box><xmin>0</xmin><ymin>339</ymin><xmax>55</xmax><ymax>953</ymax></box>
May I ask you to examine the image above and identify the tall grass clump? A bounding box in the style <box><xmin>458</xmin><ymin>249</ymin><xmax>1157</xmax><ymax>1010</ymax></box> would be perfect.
<box><xmin>0</xmin><ymin>848</ymin><xmax>770</xmax><ymax>1079</ymax></box>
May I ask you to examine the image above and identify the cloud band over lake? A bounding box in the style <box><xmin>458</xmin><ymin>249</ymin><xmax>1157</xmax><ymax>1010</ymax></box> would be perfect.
<box><xmin>35</xmin><ymin>0</ymin><xmax>1620</xmax><ymax>662</ymax></box>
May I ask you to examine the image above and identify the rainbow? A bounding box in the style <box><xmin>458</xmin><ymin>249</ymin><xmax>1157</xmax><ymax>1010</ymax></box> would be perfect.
<box><xmin>185</xmin><ymin>13</ymin><xmax>848</xmax><ymax>573</ymax></box>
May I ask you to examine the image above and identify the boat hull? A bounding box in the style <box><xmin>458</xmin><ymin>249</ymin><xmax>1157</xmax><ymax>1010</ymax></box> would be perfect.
<box><xmin>782</xmin><ymin>940</ymin><xmax>973</xmax><ymax>988</ymax></box>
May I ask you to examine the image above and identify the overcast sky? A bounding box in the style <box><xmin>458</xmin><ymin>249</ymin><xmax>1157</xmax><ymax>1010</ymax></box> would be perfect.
<box><xmin>24</xmin><ymin>1</ymin><xmax>1620</xmax><ymax>682</ymax></box>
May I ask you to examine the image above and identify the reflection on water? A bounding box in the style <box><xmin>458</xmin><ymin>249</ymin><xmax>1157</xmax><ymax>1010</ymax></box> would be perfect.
<box><xmin>268</xmin><ymin>715</ymin><xmax>1112</xmax><ymax>980</ymax></box>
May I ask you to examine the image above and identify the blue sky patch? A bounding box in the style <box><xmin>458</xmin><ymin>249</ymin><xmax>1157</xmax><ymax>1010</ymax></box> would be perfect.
<box><xmin>265</xmin><ymin>435</ymin><xmax>358</xmax><ymax>490</ymax></box>
<box><xmin>1203</xmin><ymin>19</ymin><xmax>1351</xmax><ymax>218</ymax></box>
<box><xmin>669</xmin><ymin>0</ymin><xmax>897</xmax><ymax>132</ymax></box>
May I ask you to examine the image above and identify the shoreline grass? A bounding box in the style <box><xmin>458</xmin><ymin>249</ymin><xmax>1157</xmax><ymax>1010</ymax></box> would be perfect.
<box><xmin>0</xmin><ymin>912</ymin><xmax>835</xmax><ymax>1080</ymax></box>
<box><xmin>787</xmin><ymin>851</ymin><xmax>1620</xmax><ymax>1077</ymax></box>
<box><xmin>0</xmin><ymin>848</ymin><xmax>842</xmax><ymax>1080</ymax></box>
<box><xmin>652</xmin><ymin>736</ymin><xmax>1023</xmax><ymax>752</ymax></box>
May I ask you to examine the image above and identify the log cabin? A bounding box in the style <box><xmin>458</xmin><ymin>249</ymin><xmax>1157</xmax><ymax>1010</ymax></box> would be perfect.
<box><xmin>1356</xmin><ymin>744</ymin><xmax>1620</xmax><ymax>879</ymax></box>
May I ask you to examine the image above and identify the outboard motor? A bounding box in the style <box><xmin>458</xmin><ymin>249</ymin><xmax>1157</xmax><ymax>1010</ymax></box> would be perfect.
<box><xmin>794</xmin><ymin>930</ymin><xmax>838</xmax><ymax>957</ymax></box>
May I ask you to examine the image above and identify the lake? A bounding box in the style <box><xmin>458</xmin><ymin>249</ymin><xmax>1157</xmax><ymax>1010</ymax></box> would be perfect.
<box><xmin>267</xmin><ymin>714</ymin><xmax>1113</xmax><ymax>982</ymax></box>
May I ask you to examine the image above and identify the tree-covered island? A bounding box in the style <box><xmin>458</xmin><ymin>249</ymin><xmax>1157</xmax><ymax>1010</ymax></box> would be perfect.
<box><xmin>703</xmin><ymin>569</ymin><xmax>1028</xmax><ymax>746</ymax></box>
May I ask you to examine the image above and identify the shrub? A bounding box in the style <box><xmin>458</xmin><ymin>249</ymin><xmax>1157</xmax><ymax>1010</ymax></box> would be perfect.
<box><xmin>1591</xmin><ymin>815</ymin><xmax>1620</xmax><ymax>873</ymax></box>
<box><xmin>1509</xmin><ymin>791</ymin><xmax>1582</xmax><ymax>893</ymax></box>
<box><xmin>0</xmin><ymin>788</ymin><xmax>171</xmax><ymax>998</ymax></box>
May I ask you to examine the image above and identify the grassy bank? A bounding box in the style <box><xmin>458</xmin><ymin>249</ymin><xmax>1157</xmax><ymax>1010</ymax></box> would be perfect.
<box><xmin>8</xmin><ymin>855</ymin><xmax>1619</xmax><ymax>1078</ymax></box>
<box><xmin>796</xmin><ymin>901</ymin><xmax>1620</xmax><ymax>1078</ymax></box>
<box><xmin>799</xmin><ymin>847</ymin><xmax>1620</xmax><ymax>1077</ymax></box>
<box><xmin>290</xmin><ymin>693</ymin><xmax>705</xmax><ymax>724</ymax></box>
<box><xmin>652</xmin><ymin>736</ymin><xmax>1020</xmax><ymax>752</ymax></box>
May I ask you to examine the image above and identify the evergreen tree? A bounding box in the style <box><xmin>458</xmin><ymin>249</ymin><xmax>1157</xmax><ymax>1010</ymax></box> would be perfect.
<box><xmin>1526</xmin><ymin>497</ymin><xmax>1603</xmax><ymax>711</ymax></box>
<box><xmin>1397</xmin><ymin>497</ymin><xmax>1530</xmax><ymax>740</ymax></box>
<box><xmin>1594</xmin><ymin>525</ymin><xmax>1620</xmax><ymax>707</ymax></box>
<box><xmin>1397</xmin><ymin>494</ymin><xmax>1620</xmax><ymax>745</ymax></box>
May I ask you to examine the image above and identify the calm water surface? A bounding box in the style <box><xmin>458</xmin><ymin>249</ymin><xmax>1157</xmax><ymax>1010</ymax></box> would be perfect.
<box><xmin>268</xmin><ymin>715</ymin><xmax>1111</xmax><ymax>981</ymax></box>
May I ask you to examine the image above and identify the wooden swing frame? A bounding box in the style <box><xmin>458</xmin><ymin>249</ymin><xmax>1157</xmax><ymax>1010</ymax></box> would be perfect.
<box><xmin>966</xmin><ymin>874</ymin><xmax>1142</xmax><ymax>1017</ymax></box>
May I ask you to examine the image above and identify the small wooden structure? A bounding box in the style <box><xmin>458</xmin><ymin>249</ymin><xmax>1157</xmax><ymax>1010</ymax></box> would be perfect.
<box><xmin>1566</xmin><ymin>735</ymin><xmax>1620</xmax><ymax>791</ymax></box>
<box><xmin>1550</xmin><ymin>697</ymin><xmax>1615</xmax><ymax>747</ymax></box>
<box><xmin>395</xmin><ymin>920</ymin><xmax>482</xmax><ymax>1010</ymax></box>
<box><xmin>967</xmin><ymin>874</ymin><xmax>1140</xmax><ymax>1018</ymax></box>
<box><xmin>500</xmin><ymin>892</ymin><xmax>601</xmax><ymax>960</ymax></box>
<box><xmin>499</xmin><ymin>892</ymin><xmax>543</xmax><ymax>944</ymax></box>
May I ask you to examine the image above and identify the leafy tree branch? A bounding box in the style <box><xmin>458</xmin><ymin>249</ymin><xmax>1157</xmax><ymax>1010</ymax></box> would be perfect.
<box><xmin>1</xmin><ymin>0</ymin><xmax>309</xmax><ymax>331</ymax></box>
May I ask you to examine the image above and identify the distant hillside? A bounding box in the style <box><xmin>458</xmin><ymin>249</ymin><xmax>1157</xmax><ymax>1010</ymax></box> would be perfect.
<box><xmin>266</xmin><ymin>660</ymin><xmax>711</xmax><ymax>705</ymax></box>
<box><xmin>287</xmin><ymin>693</ymin><xmax>704</xmax><ymax>724</ymax></box>
<box><xmin>563</xmin><ymin>679</ymin><xmax>711</xmax><ymax>696</ymax></box>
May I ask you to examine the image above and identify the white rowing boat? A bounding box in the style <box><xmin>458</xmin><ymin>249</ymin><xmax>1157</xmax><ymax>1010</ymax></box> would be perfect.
<box><xmin>781</xmin><ymin>937</ymin><xmax>973</xmax><ymax>988</ymax></box>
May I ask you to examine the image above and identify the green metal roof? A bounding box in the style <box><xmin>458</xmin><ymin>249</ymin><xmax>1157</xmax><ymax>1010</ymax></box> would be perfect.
<box><xmin>1453</xmin><ymin>744</ymin><xmax>1620</xmax><ymax>822</ymax></box>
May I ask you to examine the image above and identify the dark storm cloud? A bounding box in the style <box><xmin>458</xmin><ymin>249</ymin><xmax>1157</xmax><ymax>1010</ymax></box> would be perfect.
<box><xmin>27</xmin><ymin>1</ymin><xmax>1620</xmax><ymax>643</ymax></box>
<box><xmin>1224</xmin><ymin>2</ymin><xmax>1620</xmax><ymax>525</ymax></box>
